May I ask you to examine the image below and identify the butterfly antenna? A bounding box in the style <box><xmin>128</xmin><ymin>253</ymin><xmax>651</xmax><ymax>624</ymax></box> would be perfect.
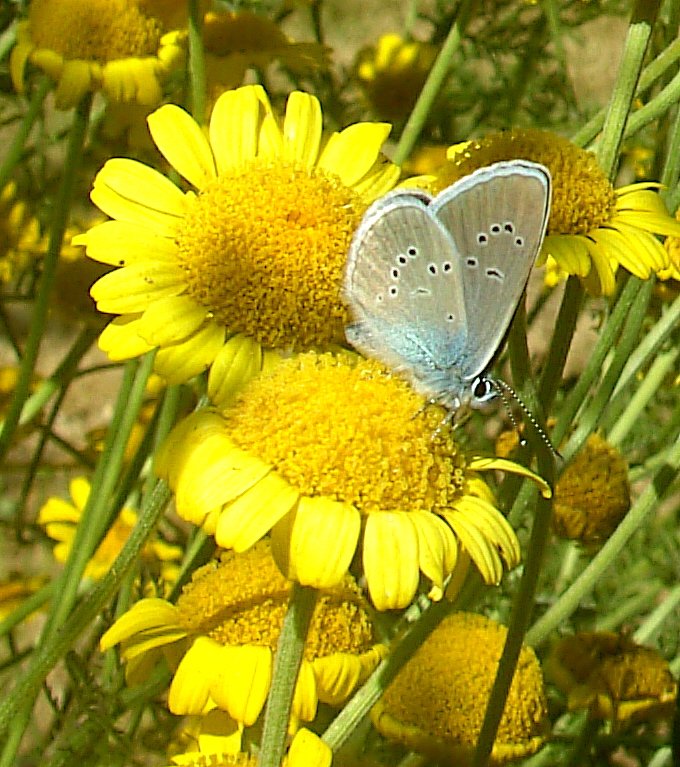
<box><xmin>492</xmin><ymin>379</ymin><xmax>560</xmax><ymax>460</ymax></box>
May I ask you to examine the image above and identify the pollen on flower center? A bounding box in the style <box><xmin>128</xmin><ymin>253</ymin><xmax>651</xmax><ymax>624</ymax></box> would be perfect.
<box><xmin>175</xmin><ymin>161</ymin><xmax>364</xmax><ymax>349</ymax></box>
<box><xmin>444</xmin><ymin>128</ymin><xmax>617</xmax><ymax>236</ymax></box>
<box><xmin>224</xmin><ymin>353</ymin><xmax>468</xmax><ymax>513</ymax></box>
<box><xmin>175</xmin><ymin>543</ymin><xmax>376</xmax><ymax>658</ymax></box>
<box><xmin>28</xmin><ymin>0</ymin><xmax>162</xmax><ymax>62</ymax></box>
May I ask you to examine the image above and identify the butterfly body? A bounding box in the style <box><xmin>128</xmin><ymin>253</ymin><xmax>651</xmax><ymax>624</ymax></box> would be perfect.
<box><xmin>343</xmin><ymin>160</ymin><xmax>552</xmax><ymax>412</ymax></box>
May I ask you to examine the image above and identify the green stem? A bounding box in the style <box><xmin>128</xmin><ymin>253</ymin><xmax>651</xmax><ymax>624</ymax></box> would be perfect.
<box><xmin>0</xmin><ymin>580</ymin><xmax>56</xmax><ymax>640</ymax></box>
<box><xmin>634</xmin><ymin>584</ymin><xmax>680</xmax><ymax>644</ymax></box>
<box><xmin>259</xmin><ymin>583</ymin><xmax>318</xmax><ymax>767</ymax></box>
<box><xmin>471</xmin><ymin>449</ymin><xmax>554</xmax><ymax>767</ymax></box>
<box><xmin>570</xmin><ymin>36</ymin><xmax>680</xmax><ymax>149</ymax></box>
<box><xmin>187</xmin><ymin>0</ymin><xmax>207</xmax><ymax>123</ymax></box>
<box><xmin>537</xmin><ymin>276</ymin><xmax>584</xmax><ymax>416</ymax></box>
<box><xmin>595</xmin><ymin>0</ymin><xmax>660</xmax><ymax>176</ymax></box>
<box><xmin>526</xmin><ymin>423</ymin><xmax>680</xmax><ymax>648</ymax></box>
<box><xmin>551</xmin><ymin>275</ymin><xmax>643</xmax><ymax>448</ymax></box>
<box><xmin>0</xmin><ymin>480</ymin><xmax>172</xmax><ymax>740</ymax></box>
<box><xmin>0</xmin><ymin>92</ymin><xmax>91</xmax><ymax>464</ymax></box>
<box><xmin>618</xmin><ymin>64</ymin><xmax>680</xmax><ymax>145</ymax></box>
<box><xmin>0</xmin><ymin>75</ymin><xmax>51</xmax><ymax>191</ymax></box>
<box><xmin>607</xmin><ymin>346</ymin><xmax>680</xmax><ymax>446</ymax></box>
<box><xmin>561</xmin><ymin>277</ymin><xmax>652</xmax><ymax>463</ymax></box>
<box><xmin>393</xmin><ymin>0</ymin><xmax>475</xmax><ymax>166</ymax></box>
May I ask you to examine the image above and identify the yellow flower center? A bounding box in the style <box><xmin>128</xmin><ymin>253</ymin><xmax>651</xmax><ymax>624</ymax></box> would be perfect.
<box><xmin>439</xmin><ymin>128</ymin><xmax>617</xmax><ymax>236</ymax></box>
<box><xmin>29</xmin><ymin>0</ymin><xmax>162</xmax><ymax>63</ymax></box>
<box><xmin>176</xmin><ymin>161</ymin><xmax>363</xmax><ymax>349</ymax></box>
<box><xmin>175</xmin><ymin>543</ymin><xmax>376</xmax><ymax>659</ymax></box>
<box><xmin>381</xmin><ymin>612</ymin><xmax>547</xmax><ymax>748</ymax></box>
<box><xmin>224</xmin><ymin>352</ymin><xmax>468</xmax><ymax>513</ymax></box>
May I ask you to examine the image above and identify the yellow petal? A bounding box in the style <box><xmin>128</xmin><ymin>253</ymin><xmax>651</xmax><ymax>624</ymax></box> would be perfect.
<box><xmin>99</xmin><ymin>598</ymin><xmax>181</xmax><ymax>650</ymax></box>
<box><xmin>318</xmin><ymin>122</ymin><xmax>392</xmax><ymax>188</ymax></box>
<box><xmin>74</xmin><ymin>220</ymin><xmax>178</xmax><ymax>266</ymax></box>
<box><xmin>468</xmin><ymin>456</ymin><xmax>552</xmax><ymax>499</ymax></box>
<box><xmin>363</xmin><ymin>511</ymin><xmax>419</xmax><ymax>610</ymax></box>
<box><xmin>288</xmin><ymin>729</ymin><xmax>332</xmax><ymax>767</ymax></box>
<box><xmin>541</xmin><ymin>234</ymin><xmax>590</xmax><ymax>277</ymax></box>
<box><xmin>153</xmin><ymin>321</ymin><xmax>226</xmax><ymax>384</ymax></box>
<box><xmin>210</xmin><ymin>85</ymin><xmax>267</xmax><ymax>172</ymax></box>
<box><xmin>214</xmin><ymin>472</ymin><xmax>300</xmax><ymax>551</ymax></box>
<box><xmin>282</xmin><ymin>91</ymin><xmax>322</xmax><ymax>166</ymax></box>
<box><xmin>148</xmin><ymin>104</ymin><xmax>217</xmax><ymax>190</ymax></box>
<box><xmin>9</xmin><ymin>35</ymin><xmax>32</xmax><ymax>93</ymax></box>
<box><xmin>136</xmin><ymin>295</ymin><xmax>208</xmax><ymax>346</ymax></box>
<box><xmin>352</xmin><ymin>158</ymin><xmax>402</xmax><ymax>202</ymax></box>
<box><xmin>210</xmin><ymin>645</ymin><xmax>272</xmax><ymax>726</ymax></box>
<box><xmin>54</xmin><ymin>59</ymin><xmax>94</xmax><ymax>110</ymax></box>
<box><xmin>410</xmin><ymin>510</ymin><xmax>458</xmax><ymax>589</ymax></box>
<box><xmin>313</xmin><ymin>654</ymin><xmax>361</xmax><ymax>706</ymax></box>
<box><xmin>273</xmin><ymin>497</ymin><xmax>360</xmax><ymax>589</ymax></box>
<box><xmin>90</xmin><ymin>262</ymin><xmax>187</xmax><ymax>314</ymax></box>
<box><xmin>292</xmin><ymin>658</ymin><xmax>319</xmax><ymax>724</ymax></box>
<box><xmin>582</xmin><ymin>238</ymin><xmax>617</xmax><ymax>296</ymax></box>
<box><xmin>98</xmin><ymin>314</ymin><xmax>155</xmax><ymax>361</ymax></box>
<box><xmin>168</xmin><ymin>637</ymin><xmax>220</xmax><ymax>715</ymax></box>
<box><xmin>590</xmin><ymin>228</ymin><xmax>650</xmax><ymax>279</ymax></box>
<box><xmin>92</xmin><ymin>158</ymin><xmax>187</xmax><ymax>236</ymax></box>
<box><xmin>455</xmin><ymin>496</ymin><xmax>520</xmax><ymax>570</ymax></box>
<box><xmin>441</xmin><ymin>510</ymin><xmax>503</xmax><ymax>585</ymax></box>
<box><xmin>207</xmin><ymin>333</ymin><xmax>263</xmax><ymax>409</ymax></box>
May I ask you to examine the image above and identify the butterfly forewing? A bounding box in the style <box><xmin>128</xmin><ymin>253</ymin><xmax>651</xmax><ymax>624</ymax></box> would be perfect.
<box><xmin>431</xmin><ymin>160</ymin><xmax>551</xmax><ymax>379</ymax></box>
<box><xmin>344</xmin><ymin>190</ymin><xmax>468</xmax><ymax>377</ymax></box>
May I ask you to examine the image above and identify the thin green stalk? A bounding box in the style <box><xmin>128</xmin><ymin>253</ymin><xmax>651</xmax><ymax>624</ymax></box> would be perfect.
<box><xmin>526</xmin><ymin>423</ymin><xmax>680</xmax><ymax>648</ymax></box>
<box><xmin>562</xmin><ymin>277</ymin><xmax>652</xmax><ymax>463</ymax></box>
<box><xmin>187</xmin><ymin>0</ymin><xmax>207</xmax><ymax>123</ymax></box>
<box><xmin>537</xmin><ymin>276</ymin><xmax>584</xmax><ymax>416</ymax></box>
<box><xmin>259</xmin><ymin>583</ymin><xmax>318</xmax><ymax>767</ymax></box>
<box><xmin>541</xmin><ymin>0</ymin><xmax>566</xmax><ymax>71</ymax></box>
<box><xmin>617</xmin><ymin>65</ymin><xmax>680</xmax><ymax>145</ymax></box>
<box><xmin>0</xmin><ymin>75</ymin><xmax>51</xmax><ymax>191</ymax></box>
<box><xmin>0</xmin><ymin>479</ymin><xmax>172</xmax><ymax>740</ymax></box>
<box><xmin>633</xmin><ymin>584</ymin><xmax>680</xmax><ymax>645</ymax></box>
<box><xmin>570</xmin><ymin>36</ymin><xmax>680</xmax><ymax>148</ymax></box>
<box><xmin>552</xmin><ymin>275</ymin><xmax>643</xmax><ymax>448</ymax></box>
<box><xmin>393</xmin><ymin>0</ymin><xmax>476</xmax><ymax>166</ymax></box>
<box><xmin>404</xmin><ymin>0</ymin><xmax>420</xmax><ymax>37</ymax></box>
<box><xmin>0</xmin><ymin>580</ymin><xmax>56</xmax><ymax>639</ymax></box>
<box><xmin>0</xmin><ymin>92</ymin><xmax>91</xmax><ymax>464</ymax></box>
<box><xmin>471</xmin><ymin>449</ymin><xmax>555</xmax><ymax>767</ymax></box>
<box><xmin>595</xmin><ymin>0</ymin><xmax>661</xmax><ymax>176</ymax></box>
<box><xmin>607</xmin><ymin>346</ymin><xmax>680</xmax><ymax>446</ymax></box>
<box><xmin>595</xmin><ymin>583</ymin><xmax>663</xmax><ymax>633</ymax></box>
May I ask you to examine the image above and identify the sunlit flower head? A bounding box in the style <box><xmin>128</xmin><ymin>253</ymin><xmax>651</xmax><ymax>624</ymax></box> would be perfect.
<box><xmin>0</xmin><ymin>182</ymin><xmax>45</xmax><ymax>283</ymax></box>
<box><xmin>663</xmin><ymin>204</ymin><xmax>680</xmax><ymax>280</ymax></box>
<box><xmin>155</xmin><ymin>352</ymin><xmax>549</xmax><ymax>610</ymax></box>
<box><xmin>547</xmin><ymin>632</ymin><xmax>677</xmax><ymax>725</ymax></box>
<box><xmin>38</xmin><ymin>476</ymin><xmax>182</xmax><ymax>584</ymax></box>
<box><xmin>11</xmin><ymin>0</ymin><xmax>185</xmax><ymax>110</ymax></box>
<box><xmin>355</xmin><ymin>33</ymin><xmax>437</xmax><ymax>121</ymax></box>
<box><xmin>372</xmin><ymin>612</ymin><xmax>549</xmax><ymax>764</ymax></box>
<box><xmin>75</xmin><ymin>85</ymin><xmax>400</xmax><ymax>385</ymax></box>
<box><xmin>552</xmin><ymin>434</ymin><xmax>630</xmax><ymax>548</ymax></box>
<box><xmin>203</xmin><ymin>10</ymin><xmax>330</xmax><ymax>99</ymax></box>
<box><xmin>100</xmin><ymin>542</ymin><xmax>387</xmax><ymax>735</ymax></box>
<box><xmin>407</xmin><ymin>128</ymin><xmax>680</xmax><ymax>296</ymax></box>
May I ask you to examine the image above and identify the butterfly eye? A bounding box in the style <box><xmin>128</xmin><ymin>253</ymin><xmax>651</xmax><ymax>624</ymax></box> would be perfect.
<box><xmin>471</xmin><ymin>377</ymin><xmax>496</xmax><ymax>403</ymax></box>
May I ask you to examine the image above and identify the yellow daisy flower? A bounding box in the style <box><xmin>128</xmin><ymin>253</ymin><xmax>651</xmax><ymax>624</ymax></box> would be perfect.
<box><xmin>0</xmin><ymin>182</ymin><xmax>46</xmax><ymax>283</ymax></box>
<box><xmin>203</xmin><ymin>10</ymin><xmax>330</xmax><ymax>99</ymax></box>
<box><xmin>74</xmin><ymin>84</ymin><xmax>400</xmax><ymax>386</ymax></box>
<box><xmin>552</xmin><ymin>434</ymin><xmax>630</xmax><ymax>548</ymax></box>
<box><xmin>155</xmin><ymin>352</ymin><xmax>549</xmax><ymax>610</ymax></box>
<box><xmin>355</xmin><ymin>33</ymin><xmax>437</xmax><ymax>122</ymax></box>
<box><xmin>10</xmin><ymin>0</ymin><xmax>185</xmax><ymax>110</ymax></box>
<box><xmin>38</xmin><ymin>476</ymin><xmax>182</xmax><ymax>584</ymax></box>
<box><xmin>100</xmin><ymin>542</ymin><xmax>387</xmax><ymax>734</ymax></box>
<box><xmin>371</xmin><ymin>612</ymin><xmax>549</xmax><ymax>765</ymax></box>
<box><xmin>409</xmin><ymin>128</ymin><xmax>680</xmax><ymax>296</ymax></box>
<box><xmin>547</xmin><ymin>632</ymin><xmax>677</xmax><ymax>726</ymax></box>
